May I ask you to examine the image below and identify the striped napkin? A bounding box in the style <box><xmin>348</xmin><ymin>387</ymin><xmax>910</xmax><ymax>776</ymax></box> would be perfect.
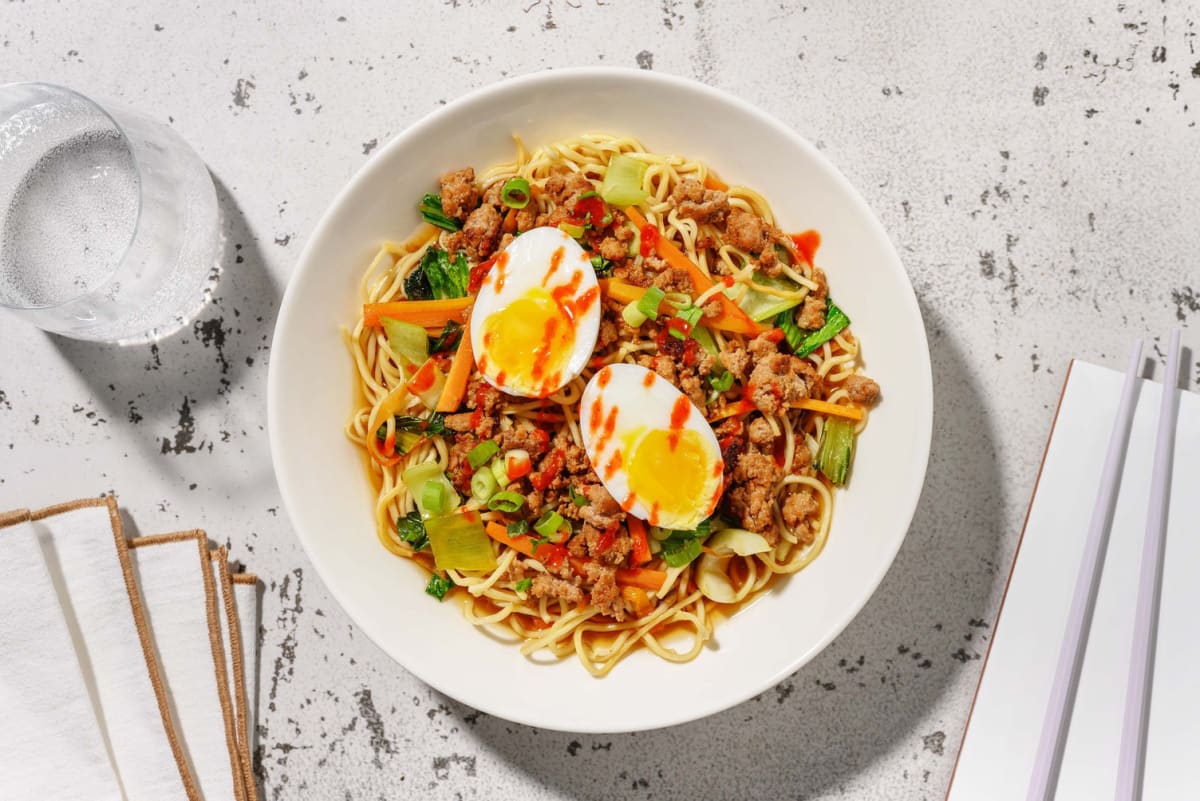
<box><xmin>0</xmin><ymin>496</ymin><xmax>260</xmax><ymax>801</ymax></box>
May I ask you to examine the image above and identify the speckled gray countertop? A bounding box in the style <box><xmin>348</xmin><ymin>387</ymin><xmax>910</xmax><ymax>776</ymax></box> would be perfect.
<box><xmin>2</xmin><ymin>2</ymin><xmax>1198</xmax><ymax>799</ymax></box>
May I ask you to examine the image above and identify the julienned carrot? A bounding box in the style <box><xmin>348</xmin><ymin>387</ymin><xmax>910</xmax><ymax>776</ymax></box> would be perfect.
<box><xmin>485</xmin><ymin>521</ymin><xmax>534</xmax><ymax>556</ymax></box>
<box><xmin>787</xmin><ymin>398</ymin><xmax>864</xmax><ymax>421</ymax></box>
<box><xmin>702</xmin><ymin>174</ymin><xmax>729</xmax><ymax>192</ymax></box>
<box><xmin>597</xmin><ymin>277</ymin><xmax>642</xmax><ymax>305</ymax></box>
<box><xmin>363</xmin><ymin>297</ymin><xmax>472</xmax><ymax>328</ymax></box>
<box><xmin>623</xmin><ymin>206</ymin><xmax>762</xmax><ymax>336</ymax></box>
<box><xmin>707</xmin><ymin>399</ymin><xmax>756</xmax><ymax>422</ymax></box>
<box><xmin>621</xmin><ymin>586</ymin><xmax>654</xmax><ymax>617</ymax></box>
<box><xmin>628</xmin><ymin>517</ymin><xmax>651</xmax><ymax>565</ymax></box>
<box><xmin>598</xmin><ymin>277</ymin><xmax>757</xmax><ymax>337</ymax></box>
<box><xmin>435</xmin><ymin>320</ymin><xmax>473</xmax><ymax>412</ymax></box>
<box><xmin>615</xmin><ymin>566</ymin><xmax>668</xmax><ymax>592</ymax></box>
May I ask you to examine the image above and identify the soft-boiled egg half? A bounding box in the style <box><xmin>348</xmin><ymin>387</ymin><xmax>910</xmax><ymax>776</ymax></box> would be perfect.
<box><xmin>580</xmin><ymin>363</ymin><xmax>725</xmax><ymax>531</ymax></box>
<box><xmin>470</xmin><ymin>227</ymin><xmax>601</xmax><ymax>398</ymax></box>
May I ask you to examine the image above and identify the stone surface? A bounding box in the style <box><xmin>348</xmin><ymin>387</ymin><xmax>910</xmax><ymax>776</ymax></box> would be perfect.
<box><xmin>1</xmin><ymin>1</ymin><xmax>1198</xmax><ymax>799</ymax></box>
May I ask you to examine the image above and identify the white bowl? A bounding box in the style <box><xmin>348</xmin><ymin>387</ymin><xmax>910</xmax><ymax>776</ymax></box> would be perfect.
<box><xmin>268</xmin><ymin>68</ymin><xmax>932</xmax><ymax>733</ymax></box>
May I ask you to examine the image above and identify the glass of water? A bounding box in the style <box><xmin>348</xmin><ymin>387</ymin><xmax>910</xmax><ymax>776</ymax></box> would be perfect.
<box><xmin>0</xmin><ymin>82</ymin><xmax>221</xmax><ymax>344</ymax></box>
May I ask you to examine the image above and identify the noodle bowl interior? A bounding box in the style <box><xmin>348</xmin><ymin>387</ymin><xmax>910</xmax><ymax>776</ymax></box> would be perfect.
<box><xmin>346</xmin><ymin>133</ymin><xmax>882</xmax><ymax>676</ymax></box>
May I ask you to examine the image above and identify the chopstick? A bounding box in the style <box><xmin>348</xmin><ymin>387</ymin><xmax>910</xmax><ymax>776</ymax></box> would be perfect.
<box><xmin>1114</xmin><ymin>330</ymin><xmax>1183</xmax><ymax>801</ymax></box>
<box><xmin>1026</xmin><ymin>340</ymin><xmax>1144</xmax><ymax>801</ymax></box>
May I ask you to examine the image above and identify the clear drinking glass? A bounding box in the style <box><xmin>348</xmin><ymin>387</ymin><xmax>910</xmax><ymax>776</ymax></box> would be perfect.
<box><xmin>0</xmin><ymin>82</ymin><xmax>220</xmax><ymax>343</ymax></box>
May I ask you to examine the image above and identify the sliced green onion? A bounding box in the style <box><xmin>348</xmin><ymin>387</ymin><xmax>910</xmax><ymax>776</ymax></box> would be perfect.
<box><xmin>534</xmin><ymin>510</ymin><xmax>565</xmax><ymax>539</ymax></box>
<box><xmin>662</xmin><ymin>291</ymin><xmax>691</xmax><ymax>310</ymax></box>
<box><xmin>425</xmin><ymin>511</ymin><xmax>497</xmax><ymax>572</ymax></box>
<box><xmin>814</xmin><ymin>416</ymin><xmax>856</xmax><ymax>486</ymax></box>
<box><xmin>490</xmin><ymin>458</ymin><xmax>510</xmax><ymax>487</ymax></box>
<box><xmin>626</xmin><ymin>221</ymin><xmax>641</xmax><ymax>257</ymax></box>
<box><xmin>470</xmin><ymin>469</ymin><xmax>498</xmax><ymax>502</ymax></box>
<box><xmin>487</xmin><ymin>491</ymin><xmax>526</xmax><ymax>513</ymax></box>
<box><xmin>506</xmin><ymin>519</ymin><xmax>530</xmax><ymax>537</ymax></box>
<box><xmin>422</xmin><ymin>480</ymin><xmax>450</xmax><ymax>515</ymax></box>
<box><xmin>599</xmin><ymin>153</ymin><xmax>648</xmax><ymax>206</ymax></box>
<box><xmin>558</xmin><ymin>221</ymin><xmax>586</xmax><ymax>239</ymax></box>
<box><xmin>676</xmin><ymin>304</ymin><xmax>703</xmax><ymax>330</ymax></box>
<box><xmin>419</xmin><ymin>193</ymin><xmax>461</xmax><ymax>232</ymax></box>
<box><xmin>692</xmin><ymin>323</ymin><xmax>718</xmax><ymax>355</ymax></box>
<box><xmin>590</xmin><ymin>254</ymin><xmax>615</xmax><ymax>276</ymax></box>
<box><xmin>568</xmin><ymin>486</ymin><xmax>590</xmax><ymax>507</ymax></box>
<box><xmin>403</xmin><ymin>461</ymin><xmax>460</xmax><ymax>519</ymax></box>
<box><xmin>622</xmin><ymin>299</ymin><xmax>648</xmax><ymax>328</ymax></box>
<box><xmin>515</xmin><ymin>577</ymin><xmax>533</xmax><ymax>593</ymax></box>
<box><xmin>708</xmin><ymin>371</ymin><xmax>735</xmax><ymax>393</ymax></box>
<box><xmin>500</xmin><ymin>177</ymin><xmax>531</xmax><ymax>209</ymax></box>
<box><xmin>425</xmin><ymin>573</ymin><xmax>452</xmax><ymax>601</ymax></box>
<box><xmin>467</xmin><ymin>440</ymin><xmax>500</xmax><ymax>471</ymax></box>
<box><xmin>637</xmin><ymin>286</ymin><xmax>666</xmax><ymax>321</ymax></box>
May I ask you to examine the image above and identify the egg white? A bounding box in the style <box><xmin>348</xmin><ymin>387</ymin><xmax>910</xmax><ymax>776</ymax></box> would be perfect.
<box><xmin>470</xmin><ymin>226</ymin><xmax>601</xmax><ymax>398</ymax></box>
<box><xmin>579</xmin><ymin>363</ymin><xmax>725</xmax><ymax>530</ymax></box>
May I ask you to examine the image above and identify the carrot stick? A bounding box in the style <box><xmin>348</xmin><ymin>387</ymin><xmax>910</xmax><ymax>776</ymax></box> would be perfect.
<box><xmin>615</xmin><ymin>566</ymin><xmax>667</xmax><ymax>592</ymax></box>
<box><xmin>703</xmin><ymin>174</ymin><xmax>729</xmax><ymax>192</ymax></box>
<box><xmin>787</xmin><ymin>398</ymin><xmax>865</xmax><ymax>421</ymax></box>
<box><xmin>707</xmin><ymin>399</ymin><xmax>756</xmax><ymax>422</ymax></box>
<box><xmin>623</xmin><ymin>206</ymin><xmax>762</xmax><ymax>336</ymax></box>
<box><xmin>436</xmin><ymin>320</ymin><xmax>474</xmax><ymax>412</ymax></box>
<box><xmin>620</xmin><ymin>586</ymin><xmax>654</xmax><ymax>617</ymax></box>
<box><xmin>628</xmin><ymin>517</ymin><xmax>652</xmax><ymax>565</ymax></box>
<box><xmin>485</xmin><ymin>521</ymin><xmax>534</xmax><ymax>557</ymax></box>
<box><xmin>363</xmin><ymin>297</ymin><xmax>472</xmax><ymax>328</ymax></box>
<box><xmin>597</xmin><ymin>277</ymin><xmax>643</xmax><ymax>305</ymax></box>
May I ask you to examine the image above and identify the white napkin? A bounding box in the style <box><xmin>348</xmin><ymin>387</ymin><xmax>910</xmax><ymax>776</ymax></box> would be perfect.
<box><xmin>230</xmin><ymin>575</ymin><xmax>258</xmax><ymax>771</ymax></box>
<box><xmin>0</xmin><ymin>497</ymin><xmax>262</xmax><ymax>801</ymax></box>
<box><xmin>948</xmin><ymin>361</ymin><xmax>1200</xmax><ymax>799</ymax></box>
<box><xmin>0</xmin><ymin>507</ymin><xmax>125</xmax><ymax>801</ymax></box>
<box><xmin>127</xmin><ymin>533</ymin><xmax>246</xmax><ymax>801</ymax></box>
<box><xmin>210</xmin><ymin>552</ymin><xmax>259</xmax><ymax>801</ymax></box>
<box><xmin>0</xmin><ymin>498</ymin><xmax>192</xmax><ymax>801</ymax></box>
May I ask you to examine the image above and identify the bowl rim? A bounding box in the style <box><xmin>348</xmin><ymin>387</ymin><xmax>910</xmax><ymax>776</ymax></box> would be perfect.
<box><xmin>268</xmin><ymin>65</ymin><xmax>934</xmax><ymax>732</ymax></box>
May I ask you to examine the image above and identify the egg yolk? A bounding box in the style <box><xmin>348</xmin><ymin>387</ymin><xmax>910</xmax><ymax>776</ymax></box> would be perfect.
<box><xmin>481</xmin><ymin>287</ymin><xmax>575</xmax><ymax>395</ymax></box>
<box><xmin>626</xmin><ymin>427</ymin><xmax>710</xmax><ymax>525</ymax></box>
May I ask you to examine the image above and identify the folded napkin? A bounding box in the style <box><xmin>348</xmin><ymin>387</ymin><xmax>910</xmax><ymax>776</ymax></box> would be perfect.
<box><xmin>948</xmin><ymin>361</ymin><xmax>1200</xmax><ymax>800</ymax></box>
<box><xmin>0</xmin><ymin>497</ymin><xmax>260</xmax><ymax>801</ymax></box>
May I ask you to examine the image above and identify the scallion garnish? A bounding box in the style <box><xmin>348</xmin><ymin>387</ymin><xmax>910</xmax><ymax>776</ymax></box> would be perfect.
<box><xmin>487</xmin><ymin>491</ymin><xmax>526</xmax><ymax>513</ymax></box>
<box><xmin>708</xmin><ymin>371</ymin><xmax>735</xmax><ymax>393</ymax></box>
<box><xmin>636</xmin><ymin>286</ymin><xmax>666</xmax><ymax>321</ymax></box>
<box><xmin>677</xmin><ymin>304</ymin><xmax>703</xmax><ymax>328</ymax></box>
<box><xmin>515</xmin><ymin>577</ymin><xmax>533</xmax><ymax>594</ymax></box>
<box><xmin>422</xmin><ymin>480</ymin><xmax>450</xmax><ymax>515</ymax></box>
<box><xmin>500</xmin><ymin>177</ymin><xmax>531</xmax><ymax>209</ymax></box>
<box><xmin>506</xmin><ymin>519</ymin><xmax>530</xmax><ymax>537</ymax></box>
<box><xmin>467</xmin><ymin>440</ymin><xmax>500</xmax><ymax>471</ymax></box>
<box><xmin>590</xmin><ymin>254</ymin><xmax>615</xmax><ymax>276</ymax></box>
<box><xmin>568</xmin><ymin>486</ymin><xmax>590</xmax><ymax>507</ymax></box>
<box><xmin>533</xmin><ymin>509</ymin><xmax>565</xmax><ymax>539</ymax></box>
<box><xmin>558</xmin><ymin>220</ymin><xmax>586</xmax><ymax>239</ymax></box>
<box><xmin>470</xmin><ymin>469</ymin><xmax>498</xmax><ymax>502</ymax></box>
